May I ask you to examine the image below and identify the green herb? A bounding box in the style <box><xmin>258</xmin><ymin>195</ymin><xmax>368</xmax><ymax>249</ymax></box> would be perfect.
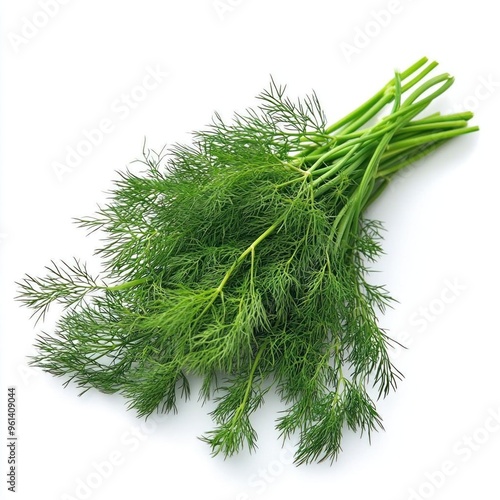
<box><xmin>17</xmin><ymin>57</ymin><xmax>478</xmax><ymax>464</ymax></box>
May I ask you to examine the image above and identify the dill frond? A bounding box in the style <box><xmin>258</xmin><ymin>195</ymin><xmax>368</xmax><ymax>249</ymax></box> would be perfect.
<box><xmin>17</xmin><ymin>57</ymin><xmax>478</xmax><ymax>464</ymax></box>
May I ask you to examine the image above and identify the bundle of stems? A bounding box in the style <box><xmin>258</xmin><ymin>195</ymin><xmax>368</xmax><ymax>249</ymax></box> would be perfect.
<box><xmin>17</xmin><ymin>57</ymin><xmax>477</xmax><ymax>464</ymax></box>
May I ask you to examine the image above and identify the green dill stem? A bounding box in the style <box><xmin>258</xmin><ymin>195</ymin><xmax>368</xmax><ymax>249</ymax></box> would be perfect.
<box><xmin>310</xmin><ymin>150</ymin><xmax>371</xmax><ymax>186</ymax></box>
<box><xmin>197</xmin><ymin>217</ymin><xmax>285</xmax><ymax>321</ymax></box>
<box><xmin>395</xmin><ymin>120</ymin><xmax>469</xmax><ymax>134</ymax></box>
<box><xmin>305</xmin><ymin>117</ymin><xmax>454</xmax><ymax>177</ymax></box>
<box><xmin>303</xmin><ymin>116</ymin><xmax>406</xmax><ymax>166</ymax></box>
<box><xmin>311</xmin><ymin>143</ymin><xmax>371</xmax><ymax>189</ymax></box>
<box><xmin>375</xmin><ymin>140</ymin><xmax>448</xmax><ymax>179</ymax></box>
<box><xmin>330</xmin><ymin>340</ymin><xmax>346</xmax><ymax>409</ymax></box>
<box><xmin>301</xmin><ymin>74</ymin><xmax>451</xmax><ymax>169</ymax></box>
<box><xmin>353</xmin><ymin>132</ymin><xmax>398</xmax><ymax>215</ymax></box>
<box><xmin>410</xmin><ymin>111</ymin><xmax>474</xmax><ymax>124</ymax></box>
<box><xmin>274</xmin><ymin>175</ymin><xmax>307</xmax><ymax>189</ymax></box>
<box><xmin>384</xmin><ymin>126</ymin><xmax>479</xmax><ymax>153</ymax></box>
<box><xmin>310</xmin><ymin>116</ymin><xmax>472</xmax><ymax>181</ymax></box>
<box><xmin>366</xmin><ymin>130</ymin><xmax>474</xmax><ymax>206</ymax></box>
<box><xmin>399</xmin><ymin>60</ymin><xmax>439</xmax><ymax>93</ymax></box>
<box><xmin>338</xmin><ymin>92</ymin><xmax>395</xmax><ymax>136</ymax></box>
<box><xmin>295</xmin><ymin>57</ymin><xmax>432</xmax><ymax>160</ymax></box>
<box><xmin>324</xmin><ymin>56</ymin><xmax>430</xmax><ymax>135</ymax></box>
<box><xmin>305</xmin><ymin>122</ymin><xmax>396</xmax><ymax>172</ymax></box>
<box><xmin>233</xmin><ymin>340</ymin><xmax>268</xmax><ymax>421</ymax></box>
<box><xmin>309</xmin><ymin>70</ymin><xmax>478</xmax><ymax>200</ymax></box>
<box><xmin>312</xmin><ymin>121</ymin><xmax>477</xmax><ymax>202</ymax></box>
<box><xmin>104</xmin><ymin>278</ymin><xmax>149</xmax><ymax>292</ymax></box>
<box><xmin>333</xmin><ymin>115</ymin><xmax>473</xmax><ymax>144</ymax></box>
<box><xmin>400</xmin><ymin>74</ymin><xmax>453</xmax><ymax>108</ymax></box>
<box><xmin>365</xmin><ymin>178</ymin><xmax>390</xmax><ymax>207</ymax></box>
<box><xmin>216</xmin><ymin>219</ymin><xmax>282</xmax><ymax>293</ymax></box>
<box><xmin>298</xmin><ymin>94</ymin><xmax>393</xmax><ymax>163</ymax></box>
<box><xmin>328</xmin><ymin>131</ymin><xmax>397</xmax><ymax>252</ymax></box>
<box><xmin>317</xmin><ymin>75</ymin><xmax>403</xmax><ymax>250</ymax></box>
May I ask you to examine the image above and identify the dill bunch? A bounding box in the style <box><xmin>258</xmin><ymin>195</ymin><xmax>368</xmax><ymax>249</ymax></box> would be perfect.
<box><xmin>17</xmin><ymin>57</ymin><xmax>478</xmax><ymax>465</ymax></box>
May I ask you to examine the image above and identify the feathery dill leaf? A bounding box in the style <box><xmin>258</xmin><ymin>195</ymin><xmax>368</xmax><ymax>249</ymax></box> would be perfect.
<box><xmin>17</xmin><ymin>57</ymin><xmax>478</xmax><ymax>465</ymax></box>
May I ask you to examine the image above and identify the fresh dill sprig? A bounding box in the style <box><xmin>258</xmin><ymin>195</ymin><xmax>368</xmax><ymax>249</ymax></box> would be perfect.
<box><xmin>17</xmin><ymin>57</ymin><xmax>478</xmax><ymax>465</ymax></box>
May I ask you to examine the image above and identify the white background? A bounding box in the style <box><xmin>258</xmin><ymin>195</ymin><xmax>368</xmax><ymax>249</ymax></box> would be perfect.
<box><xmin>1</xmin><ymin>1</ymin><xmax>499</xmax><ymax>499</ymax></box>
